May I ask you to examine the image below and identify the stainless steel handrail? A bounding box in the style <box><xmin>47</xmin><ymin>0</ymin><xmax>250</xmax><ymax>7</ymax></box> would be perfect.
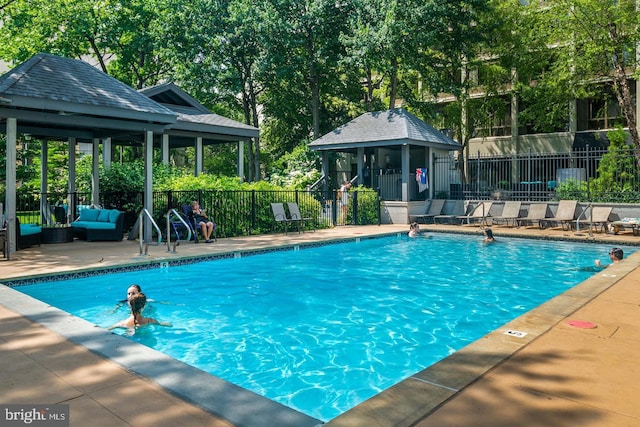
<box><xmin>138</xmin><ymin>209</ymin><xmax>162</xmax><ymax>255</ymax></box>
<box><xmin>574</xmin><ymin>203</ymin><xmax>593</xmax><ymax>236</ymax></box>
<box><xmin>165</xmin><ymin>208</ymin><xmax>192</xmax><ymax>253</ymax></box>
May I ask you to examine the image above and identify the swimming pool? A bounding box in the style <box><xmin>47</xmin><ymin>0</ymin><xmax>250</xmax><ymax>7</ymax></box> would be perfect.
<box><xmin>14</xmin><ymin>233</ymin><xmax>635</xmax><ymax>422</ymax></box>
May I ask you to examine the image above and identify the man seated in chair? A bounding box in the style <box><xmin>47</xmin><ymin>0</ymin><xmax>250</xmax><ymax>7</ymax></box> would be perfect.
<box><xmin>190</xmin><ymin>201</ymin><xmax>215</xmax><ymax>243</ymax></box>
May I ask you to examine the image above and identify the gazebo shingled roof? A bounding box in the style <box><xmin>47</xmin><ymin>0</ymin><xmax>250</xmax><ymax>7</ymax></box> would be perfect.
<box><xmin>0</xmin><ymin>53</ymin><xmax>177</xmax><ymax>139</ymax></box>
<box><xmin>309</xmin><ymin>108</ymin><xmax>461</xmax><ymax>152</ymax></box>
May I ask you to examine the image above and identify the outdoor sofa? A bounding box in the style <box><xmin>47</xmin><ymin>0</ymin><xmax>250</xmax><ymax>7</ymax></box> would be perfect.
<box><xmin>16</xmin><ymin>218</ymin><xmax>42</xmax><ymax>250</ymax></box>
<box><xmin>71</xmin><ymin>208</ymin><xmax>125</xmax><ymax>241</ymax></box>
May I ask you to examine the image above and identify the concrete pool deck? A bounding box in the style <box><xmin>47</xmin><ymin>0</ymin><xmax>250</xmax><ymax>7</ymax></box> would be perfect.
<box><xmin>1</xmin><ymin>223</ymin><xmax>640</xmax><ymax>426</ymax></box>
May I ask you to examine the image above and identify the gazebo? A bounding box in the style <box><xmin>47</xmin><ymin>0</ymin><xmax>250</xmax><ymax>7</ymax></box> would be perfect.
<box><xmin>309</xmin><ymin>108</ymin><xmax>461</xmax><ymax>223</ymax></box>
<box><xmin>0</xmin><ymin>53</ymin><xmax>258</xmax><ymax>254</ymax></box>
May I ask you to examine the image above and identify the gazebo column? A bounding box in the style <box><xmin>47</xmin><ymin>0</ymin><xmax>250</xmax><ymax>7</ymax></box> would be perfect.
<box><xmin>356</xmin><ymin>147</ymin><xmax>364</xmax><ymax>185</ymax></box>
<box><xmin>5</xmin><ymin>117</ymin><xmax>17</xmax><ymax>255</ymax></box>
<box><xmin>162</xmin><ymin>134</ymin><xmax>170</xmax><ymax>165</ymax></box>
<box><xmin>144</xmin><ymin>130</ymin><xmax>154</xmax><ymax>242</ymax></box>
<box><xmin>102</xmin><ymin>137</ymin><xmax>112</xmax><ymax>169</ymax></box>
<box><xmin>426</xmin><ymin>147</ymin><xmax>433</xmax><ymax>199</ymax></box>
<box><xmin>238</xmin><ymin>140</ymin><xmax>244</xmax><ymax>181</ymax></box>
<box><xmin>401</xmin><ymin>144</ymin><xmax>410</xmax><ymax>201</ymax></box>
<box><xmin>195</xmin><ymin>136</ymin><xmax>203</xmax><ymax>176</ymax></box>
<box><xmin>322</xmin><ymin>151</ymin><xmax>329</xmax><ymax>193</ymax></box>
<box><xmin>91</xmin><ymin>138</ymin><xmax>100</xmax><ymax>206</ymax></box>
<box><xmin>68</xmin><ymin>137</ymin><xmax>76</xmax><ymax>224</ymax></box>
<box><xmin>40</xmin><ymin>139</ymin><xmax>49</xmax><ymax>224</ymax></box>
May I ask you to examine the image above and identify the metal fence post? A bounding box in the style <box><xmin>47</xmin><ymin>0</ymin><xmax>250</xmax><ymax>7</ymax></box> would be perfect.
<box><xmin>250</xmin><ymin>189</ymin><xmax>256</xmax><ymax>234</ymax></box>
<box><xmin>352</xmin><ymin>190</ymin><xmax>358</xmax><ymax>225</ymax></box>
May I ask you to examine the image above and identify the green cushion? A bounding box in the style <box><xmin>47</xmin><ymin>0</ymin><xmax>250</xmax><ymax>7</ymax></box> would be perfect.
<box><xmin>108</xmin><ymin>210</ymin><xmax>121</xmax><ymax>223</ymax></box>
<box><xmin>97</xmin><ymin>209</ymin><xmax>111</xmax><ymax>222</ymax></box>
<box><xmin>78</xmin><ymin>209</ymin><xmax>100</xmax><ymax>222</ymax></box>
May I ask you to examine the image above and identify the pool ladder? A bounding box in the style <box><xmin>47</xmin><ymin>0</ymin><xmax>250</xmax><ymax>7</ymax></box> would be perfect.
<box><xmin>137</xmin><ymin>209</ymin><xmax>162</xmax><ymax>255</ymax></box>
<box><xmin>136</xmin><ymin>209</ymin><xmax>194</xmax><ymax>255</ymax></box>
<box><xmin>165</xmin><ymin>208</ymin><xmax>192</xmax><ymax>253</ymax></box>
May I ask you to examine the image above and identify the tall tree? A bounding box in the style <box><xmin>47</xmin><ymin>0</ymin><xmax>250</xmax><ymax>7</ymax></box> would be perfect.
<box><xmin>0</xmin><ymin>0</ymin><xmax>178</xmax><ymax>88</ymax></box>
<box><xmin>169</xmin><ymin>0</ymin><xmax>270</xmax><ymax>181</ymax></box>
<box><xmin>540</xmin><ymin>0</ymin><xmax>640</xmax><ymax>164</ymax></box>
<box><xmin>261</xmin><ymin>0</ymin><xmax>353</xmax><ymax>147</ymax></box>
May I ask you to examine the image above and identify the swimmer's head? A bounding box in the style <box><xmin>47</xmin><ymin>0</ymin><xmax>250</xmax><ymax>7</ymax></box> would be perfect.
<box><xmin>129</xmin><ymin>293</ymin><xmax>147</xmax><ymax>314</ymax></box>
<box><xmin>609</xmin><ymin>248</ymin><xmax>623</xmax><ymax>261</ymax></box>
<box><xmin>127</xmin><ymin>284</ymin><xmax>142</xmax><ymax>302</ymax></box>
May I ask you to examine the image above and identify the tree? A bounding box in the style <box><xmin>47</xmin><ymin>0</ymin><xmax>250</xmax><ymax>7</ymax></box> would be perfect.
<box><xmin>0</xmin><ymin>0</ymin><xmax>179</xmax><ymax>88</ymax></box>
<box><xmin>169</xmin><ymin>0</ymin><xmax>270</xmax><ymax>182</ymax></box>
<box><xmin>539</xmin><ymin>0</ymin><xmax>640</xmax><ymax>165</ymax></box>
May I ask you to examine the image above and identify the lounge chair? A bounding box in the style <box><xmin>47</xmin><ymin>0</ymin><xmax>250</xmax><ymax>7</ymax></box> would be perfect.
<box><xmin>457</xmin><ymin>201</ymin><xmax>493</xmax><ymax>226</ymax></box>
<box><xmin>434</xmin><ymin>200</ymin><xmax>466</xmax><ymax>224</ymax></box>
<box><xmin>271</xmin><ymin>202</ymin><xmax>297</xmax><ymax>234</ymax></box>
<box><xmin>610</xmin><ymin>217</ymin><xmax>640</xmax><ymax>236</ymax></box>
<box><xmin>517</xmin><ymin>203</ymin><xmax>549</xmax><ymax>228</ymax></box>
<box><xmin>412</xmin><ymin>199</ymin><xmax>445</xmax><ymax>224</ymax></box>
<box><xmin>572</xmin><ymin>206</ymin><xmax>612</xmax><ymax>233</ymax></box>
<box><xmin>542</xmin><ymin>200</ymin><xmax>578</xmax><ymax>230</ymax></box>
<box><xmin>491</xmin><ymin>201</ymin><xmax>522</xmax><ymax>227</ymax></box>
<box><xmin>287</xmin><ymin>202</ymin><xmax>315</xmax><ymax>232</ymax></box>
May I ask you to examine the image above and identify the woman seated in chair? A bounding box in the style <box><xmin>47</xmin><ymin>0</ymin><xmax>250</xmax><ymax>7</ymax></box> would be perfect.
<box><xmin>191</xmin><ymin>201</ymin><xmax>215</xmax><ymax>243</ymax></box>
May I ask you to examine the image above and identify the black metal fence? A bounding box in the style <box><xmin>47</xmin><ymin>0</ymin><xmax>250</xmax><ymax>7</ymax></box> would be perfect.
<box><xmin>432</xmin><ymin>146</ymin><xmax>640</xmax><ymax>202</ymax></box>
<box><xmin>13</xmin><ymin>188</ymin><xmax>381</xmax><ymax>238</ymax></box>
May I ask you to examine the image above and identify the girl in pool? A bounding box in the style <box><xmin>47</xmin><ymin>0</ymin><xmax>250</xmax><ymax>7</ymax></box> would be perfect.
<box><xmin>108</xmin><ymin>293</ymin><xmax>171</xmax><ymax>330</ymax></box>
<box><xmin>112</xmin><ymin>284</ymin><xmax>145</xmax><ymax>312</ymax></box>
<box><xmin>482</xmin><ymin>227</ymin><xmax>496</xmax><ymax>244</ymax></box>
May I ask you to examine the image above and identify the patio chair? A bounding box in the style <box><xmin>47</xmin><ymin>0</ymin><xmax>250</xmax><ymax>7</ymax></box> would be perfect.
<box><xmin>287</xmin><ymin>202</ymin><xmax>315</xmax><ymax>232</ymax></box>
<box><xmin>271</xmin><ymin>202</ymin><xmax>296</xmax><ymax>234</ymax></box>
<box><xmin>542</xmin><ymin>200</ymin><xmax>578</xmax><ymax>230</ymax></box>
<box><xmin>412</xmin><ymin>199</ymin><xmax>445</xmax><ymax>224</ymax></box>
<box><xmin>572</xmin><ymin>206</ymin><xmax>612</xmax><ymax>233</ymax></box>
<box><xmin>457</xmin><ymin>201</ymin><xmax>493</xmax><ymax>226</ymax></box>
<box><xmin>491</xmin><ymin>201</ymin><xmax>522</xmax><ymax>227</ymax></box>
<box><xmin>434</xmin><ymin>200</ymin><xmax>466</xmax><ymax>224</ymax></box>
<box><xmin>517</xmin><ymin>203</ymin><xmax>549</xmax><ymax>228</ymax></box>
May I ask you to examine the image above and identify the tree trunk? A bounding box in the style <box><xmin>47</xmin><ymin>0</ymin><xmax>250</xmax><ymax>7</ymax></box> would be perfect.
<box><xmin>609</xmin><ymin>26</ymin><xmax>640</xmax><ymax>167</ymax></box>
<box><xmin>388</xmin><ymin>57</ymin><xmax>398</xmax><ymax>110</ymax></box>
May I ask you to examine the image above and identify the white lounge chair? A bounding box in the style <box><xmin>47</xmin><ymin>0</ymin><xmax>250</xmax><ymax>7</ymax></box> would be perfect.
<box><xmin>412</xmin><ymin>199</ymin><xmax>445</xmax><ymax>224</ymax></box>
<box><xmin>492</xmin><ymin>201</ymin><xmax>522</xmax><ymax>227</ymax></box>
<box><xmin>543</xmin><ymin>200</ymin><xmax>578</xmax><ymax>230</ymax></box>
<box><xmin>434</xmin><ymin>200</ymin><xmax>466</xmax><ymax>224</ymax></box>
<box><xmin>517</xmin><ymin>203</ymin><xmax>549</xmax><ymax>228</ymax></box>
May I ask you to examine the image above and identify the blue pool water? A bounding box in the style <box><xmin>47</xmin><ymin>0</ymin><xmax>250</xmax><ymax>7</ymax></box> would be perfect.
<box><xmin>16</xmin><ymin>234</ymin><xmax>635</xmax><ymax>421</ymax></box>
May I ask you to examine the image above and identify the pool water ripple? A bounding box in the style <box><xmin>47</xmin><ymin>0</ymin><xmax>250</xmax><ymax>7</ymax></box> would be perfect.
<box><xmin>16</xmin><ymin>234</ymin><xmax>635</xmax><ymax>422</ymax></box>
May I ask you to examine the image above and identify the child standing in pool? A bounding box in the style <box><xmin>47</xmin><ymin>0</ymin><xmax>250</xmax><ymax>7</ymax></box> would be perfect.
<box><xmin>109</xmin><ymin>293</ymin><xmax>171</xmax><ymax>330</ymax></box>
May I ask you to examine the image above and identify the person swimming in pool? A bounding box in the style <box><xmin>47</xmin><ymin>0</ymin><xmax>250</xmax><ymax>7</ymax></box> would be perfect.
<box><xmin>108</xmin><ymin>293</ymin><xmax>171</xmax><ymax>330</ymax></box>
<box><xmin>595</xmin><ymin>247</ymin><xmax>623</xmax><ymax>268</ymax></box>
<box><xmin>408</xmin><ymin>222</ymin><xmax>421</xmax><ymax>237</ymax></box>
<box><xmin>483</xmin><ymin>227</ymin><xmax>496</xmax><ymax>244</ymax></box>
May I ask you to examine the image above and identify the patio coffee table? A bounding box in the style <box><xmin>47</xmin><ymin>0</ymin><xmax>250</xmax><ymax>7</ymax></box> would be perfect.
<box><xmin>41</xmin><ymin>226</ymin><xmax>74</xmax><ymax>244</ymax></box>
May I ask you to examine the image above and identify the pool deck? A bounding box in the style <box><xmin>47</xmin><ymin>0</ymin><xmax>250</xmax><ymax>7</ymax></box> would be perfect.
<box><xmin>2</xmin><ymin>223</ymin><xmax>640</xmax><ymax>426</ymax></box>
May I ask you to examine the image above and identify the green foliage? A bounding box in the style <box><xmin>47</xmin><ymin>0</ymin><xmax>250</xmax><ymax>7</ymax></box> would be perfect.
<box><xmin>589</xmin><ymin>127</ymin><xmax>640</xmax><ymax>202</ymax></box>
<box><xmin>267</xmin><ymin>144</ymin><xmax>322</xmax><ymax>188</ymax></box>
<box><xmin>555</xmin><ymin>179</ymin><xmax>589</xmax><ymax>202</ymax></box>
<box><xmin>350</xmin><ymin>186</ymin><xmax>379</xmax><ymax>225</ymax></box>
